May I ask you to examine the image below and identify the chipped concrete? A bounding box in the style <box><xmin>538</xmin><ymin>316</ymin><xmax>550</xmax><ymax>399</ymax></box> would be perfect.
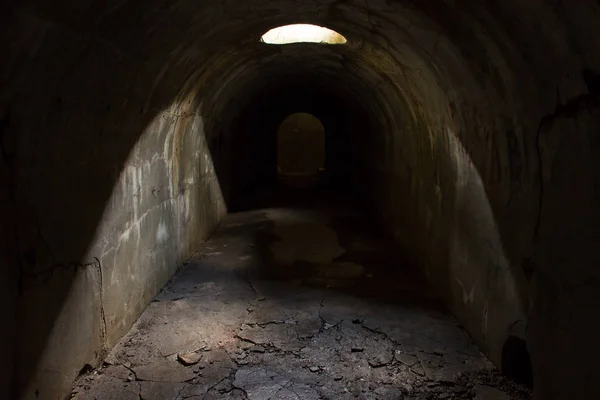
<box><xmin>474</xmin><ymin>385</ymin><xmax>510</xmax><ymax>400</ymax></box>
<box><xmin>72</xmin><ymin>192</ymin><xmax>531</xmax><ymax>399</ymax></box>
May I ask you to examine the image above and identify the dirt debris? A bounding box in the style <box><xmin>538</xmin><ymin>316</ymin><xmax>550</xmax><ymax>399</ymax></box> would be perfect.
<box><xmin>72</xmin><ymin>203</ymin><xmax>531</xmax><ymax>400</ymax></box>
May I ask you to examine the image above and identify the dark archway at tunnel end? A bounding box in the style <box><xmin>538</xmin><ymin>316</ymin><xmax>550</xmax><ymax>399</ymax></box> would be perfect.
<box><xmin>220</xmin><ymin>78</ymin><xmax>374</xmax><ymax>212</ymax></box>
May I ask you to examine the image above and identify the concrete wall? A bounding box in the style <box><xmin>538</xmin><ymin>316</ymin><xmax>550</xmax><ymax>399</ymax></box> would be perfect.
<box><xmin>8</xmin><ymin>88</ymin><xmax>227</xmax><ymax>399</ymax></box>
<box><xmin>345</xmin><ymin>5</ymin><xmax>600</xmax><ymax>398</ymax></box>
<box><xmin>0</xmin><ymin>8</ymin><xmax>233</xmax><ymax>396</ymax></box>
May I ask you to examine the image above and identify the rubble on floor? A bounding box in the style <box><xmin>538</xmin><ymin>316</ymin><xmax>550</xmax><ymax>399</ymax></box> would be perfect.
<box><xmin>72</xmin><ymin>200</ymin><xmax>532</xmax><ymax>399</ymax></box>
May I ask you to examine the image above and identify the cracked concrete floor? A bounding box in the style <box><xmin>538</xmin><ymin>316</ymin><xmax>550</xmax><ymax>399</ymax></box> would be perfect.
<box><xmin>72</xmin><ymin>191</ymin><xmax>532</xmax><ymax>400</ymax></box>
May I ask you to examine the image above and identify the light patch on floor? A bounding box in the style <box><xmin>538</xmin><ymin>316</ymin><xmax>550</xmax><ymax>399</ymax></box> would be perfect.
<box><xmin>73</xmin><ymin>194</ymin><xmax>531</xmax><ymax>400</ymax></box>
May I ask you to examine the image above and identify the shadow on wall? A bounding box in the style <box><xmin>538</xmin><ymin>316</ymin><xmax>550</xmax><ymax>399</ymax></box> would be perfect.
<box><xmin>450</xmin><ymin>132</ymin><xmax>538</xmax><ymax>389</ymax></box>
<box><xmin>358</xmin><ymin>41</ymin><xmax>600</xmax><ymax>399</ymax></box>
<box><xmin>2</xmin><ymin>40</ymin><xmax>235</xmax><ymax>399</ymax></box>
<box><xmin>339</xmin><ymin>34</ymin><xmax>535</xmax><ymax>389</ymax></box>
<box><xmin>447</xmin><ymin>68</ymin><xmax>600</xmax><ymax>395</ymax></box>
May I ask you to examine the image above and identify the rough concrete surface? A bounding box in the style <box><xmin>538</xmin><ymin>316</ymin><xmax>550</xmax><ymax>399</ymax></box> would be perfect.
<box><xmin>72</xmin><ymin>193</ymin><xmax>531</xmax><ymax>399</ymax></box>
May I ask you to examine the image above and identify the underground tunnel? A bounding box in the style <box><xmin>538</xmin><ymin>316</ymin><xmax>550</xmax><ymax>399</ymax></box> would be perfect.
<box><xmin>1</xmin><ymin>1</ymin><xmax>600</xmax><ymax>399</ymax></box>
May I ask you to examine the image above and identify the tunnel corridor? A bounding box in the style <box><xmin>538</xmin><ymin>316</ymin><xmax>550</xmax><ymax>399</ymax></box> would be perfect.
<box><xmin>72</xmin><ymin>187</ymin><xmax>530</xmax><ymax>400</ymax></box>
<box><xmin>2</xmin><ymin>1</ymin><xmax>600</xmax><ymax>399</ymax></box>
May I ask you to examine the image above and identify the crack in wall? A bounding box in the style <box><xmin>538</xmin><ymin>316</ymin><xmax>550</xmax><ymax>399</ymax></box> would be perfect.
<box><xmin>532</xmin><ymin>69</ymin><xmax>600</xmax><ymax>267</ymax></box>
<box><xmin>95</xmin><ymin>257</ymin><xmax>109</xmax><ymax>359</ymax></box>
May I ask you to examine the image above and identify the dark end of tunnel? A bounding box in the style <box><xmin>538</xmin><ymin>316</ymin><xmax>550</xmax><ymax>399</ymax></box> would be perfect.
<box><xmin>501</xmin><ymin>336</ymin><xmax>533</xmax><ymax>390</ymax></box>
<box><xmin>227</xmin><ymin>96</ymin><xmax>370</xmax><ymax>212</ymax></box>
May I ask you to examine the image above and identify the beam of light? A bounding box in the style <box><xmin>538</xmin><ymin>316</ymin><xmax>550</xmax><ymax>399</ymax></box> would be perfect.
<box><xmin>261</xmin><ymin>24</ymin><xmax>347</xmax><ymax>45</ymax></box>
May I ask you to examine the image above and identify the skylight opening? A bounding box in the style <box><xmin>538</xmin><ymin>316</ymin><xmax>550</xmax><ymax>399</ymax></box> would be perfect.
<box><xmin>261</xmin><ymin>24</ymin><xmax>347</xmax><ymax>45</ymax></box>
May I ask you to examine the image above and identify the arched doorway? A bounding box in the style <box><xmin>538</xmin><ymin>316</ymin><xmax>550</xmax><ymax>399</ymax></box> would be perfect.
<box><xmin>277</xmin><ymin>112</ymin><xmax>325</xmax><ymax>187</ymax></box>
